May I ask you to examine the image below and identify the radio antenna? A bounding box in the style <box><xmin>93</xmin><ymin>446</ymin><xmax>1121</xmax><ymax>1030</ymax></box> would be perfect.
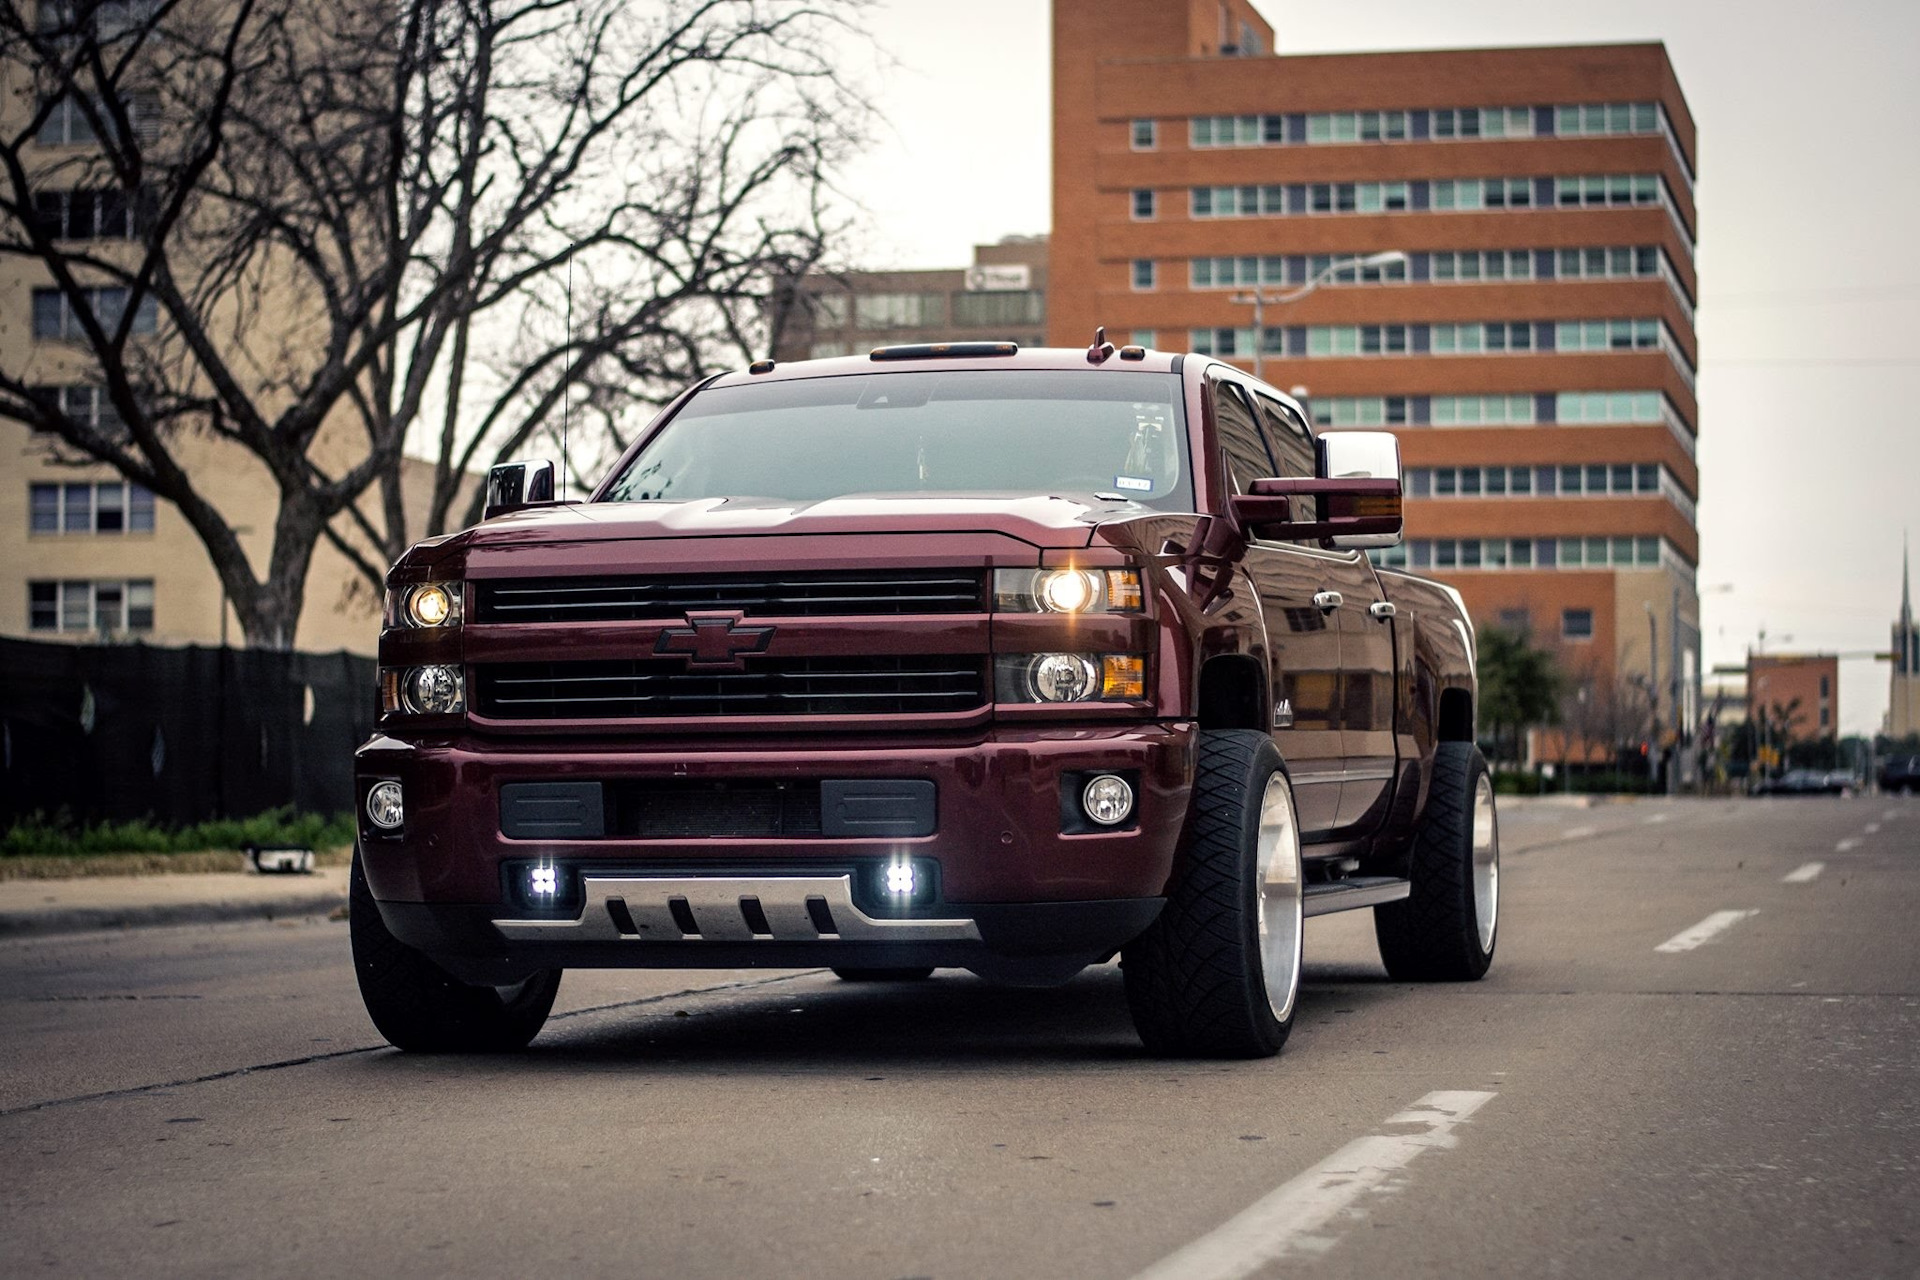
<box><xmin>562</xmin><ymin>247</ymin><xmax>573</xmax><ymax>501</ymax></box>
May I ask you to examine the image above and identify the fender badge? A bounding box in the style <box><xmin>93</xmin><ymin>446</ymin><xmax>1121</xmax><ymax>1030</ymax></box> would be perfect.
<box><xmin>1273</xmin><ymin>697</ymin><xmax>1294</xmax><ymax>728</ymax></box>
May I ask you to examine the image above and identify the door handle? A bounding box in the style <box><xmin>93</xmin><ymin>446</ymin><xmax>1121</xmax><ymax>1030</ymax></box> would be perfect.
<box><xmin>1312</xmin><ymin>590</ymin><xmax>1343</xmax><ymax>612</ymax></box>
<box><xmin>1369</xmin><ymin>601</ymin><xmax>1397</xmax><ymax>621</ymax></box>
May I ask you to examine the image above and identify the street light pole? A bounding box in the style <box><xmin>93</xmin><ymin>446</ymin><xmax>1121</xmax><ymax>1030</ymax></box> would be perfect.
<box><xmin>1229</xmin><ymin>250</ymin><xmax>1408</xmax><ymax>382</ymax></box>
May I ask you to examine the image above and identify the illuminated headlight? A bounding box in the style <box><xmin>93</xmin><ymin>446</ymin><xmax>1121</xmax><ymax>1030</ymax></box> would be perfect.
<box><xmin>381</xmin><ymin>665</ymin><xmax>465</xmax><ymax>716</ymax></box>
<box><xmin>366</xmin><ymin>780</ymin><xmax>404</xmax><ymax>830</ymax></box>
<box><xmin>387</xmin><ymin>582</ymin><xmax>463</xmax><ymax>628</ymax></box>
<box><xmin>993</xmin><ymin>567</ymin><xmax>1143</xmax><ymax>613</ymax></box>
<box><xmin>1082</xmin><ymin>775</ymin><xmax>1135</xmax><ymax>826</ymax></box>
<box><xmin>994</xmin><ymin>654</ymin><xmax>1148</xmax><ymax>703</ymax></box>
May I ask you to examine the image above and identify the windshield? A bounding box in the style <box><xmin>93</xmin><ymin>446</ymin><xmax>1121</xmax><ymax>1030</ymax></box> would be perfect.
<box><xmin>602</xmin><ymin>370</ymin><xmax>1191</xmax><ymax>509</ymax></box>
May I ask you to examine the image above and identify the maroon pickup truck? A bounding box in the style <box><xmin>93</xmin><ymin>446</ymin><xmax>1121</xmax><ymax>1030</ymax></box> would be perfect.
<box><xmin>351</xmin><ymin>338</ymin><xmax>1498</xmax><ymax>1059</ymax></box>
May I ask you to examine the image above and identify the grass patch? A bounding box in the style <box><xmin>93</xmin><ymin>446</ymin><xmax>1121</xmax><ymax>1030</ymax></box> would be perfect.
<box><xmin>2</xmin><ymin>807</ymin><xmax>356</xmax><ymax>859</ymax></box>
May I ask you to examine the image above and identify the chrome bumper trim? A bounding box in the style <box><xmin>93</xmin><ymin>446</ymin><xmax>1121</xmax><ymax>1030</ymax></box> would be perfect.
<box><xmin>492</xmin><ymin>874</ymin><xmax>982</xmax><ymax>944</ymax></box>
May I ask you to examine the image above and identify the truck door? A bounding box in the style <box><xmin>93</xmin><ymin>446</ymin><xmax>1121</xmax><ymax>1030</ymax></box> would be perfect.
<box><xmin>1254</xmin><ymin>393</ymin><xmax>1399</xmax><ymax>836</ymax></box>
<box><xmin>1208</xmin><ymin>375</ymin><xmax>1343</xmax><ymax>837</ymax></box>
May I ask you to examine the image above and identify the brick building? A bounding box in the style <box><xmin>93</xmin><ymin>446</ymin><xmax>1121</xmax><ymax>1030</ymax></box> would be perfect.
<box><xmin>1049</xmin><ymin>0</ymin><xmax>1702</xmax><ymax>759</ymax></box>
<box><xmin>1748</xmin><ymin>653</ymin><xmax>1839</xmax><ymax>745</ymax></box>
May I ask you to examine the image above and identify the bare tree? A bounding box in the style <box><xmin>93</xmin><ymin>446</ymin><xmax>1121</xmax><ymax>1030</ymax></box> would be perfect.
<box><xmin>0</xmin><ymin>0</ymin><xmax>869</xmax><ymax>648</ymax></box>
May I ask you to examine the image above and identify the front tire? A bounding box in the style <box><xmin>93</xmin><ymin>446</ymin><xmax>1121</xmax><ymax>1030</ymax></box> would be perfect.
<box><xmin>1122</xmin><ymin>730</ymin><xmax>1303</xmax><ymax>1058</ymax></box>
<box><xmin>349</xmin><ymin>853</ymin><xmax>561</xmax><ymax>1052</ymax></box>
<box><xmin>1374</xmin><ymin>742</ymin><xmax>1499</xmax><ymax>981</ymax></box>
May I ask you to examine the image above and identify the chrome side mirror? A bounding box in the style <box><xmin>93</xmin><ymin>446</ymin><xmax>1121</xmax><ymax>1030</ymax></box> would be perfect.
<box><xmin>483</xmin><ymin>459</ymin><xmax>556</xmax><ymax>521</ymax></box>
<box><xmin>1319</xmin><ymin>431</ymin><xmax>1403</xmax><ymax>550</ymax></box>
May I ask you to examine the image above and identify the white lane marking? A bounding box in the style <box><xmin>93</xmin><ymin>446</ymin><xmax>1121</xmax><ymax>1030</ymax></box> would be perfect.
<box><xmin>1864</xmin><ymin>823</ymin><xmax>1881</xmax><ymax>835</ymax></box>
<box><xmin>1563</xmin><ymin>825</ymin><xmax>1597</xmax><ymax>839</ymax></box>
<box><xmin>1782</xmin><ymin>862</ymin><xmax>1825</xmax><ymax>884</ymax></box>
<box><xmin>1644</xmin><ymin>813</ymin><xmax>1670</xmax><ymax>825</ymax></box>
<box><xmin>1836</xmin><ymin>838</ymin><xmax>1861</xmax><ymax>852</ymax></box>
<box><xmin>1655</xmin><ymin>910</ymin><xmax>1759</xmax><ymax>953</ymax></box>
<box><xmin>1133</xmin><ymin>1091</ymin><xmax>1496</xmax><ymax>1280</ymax></box>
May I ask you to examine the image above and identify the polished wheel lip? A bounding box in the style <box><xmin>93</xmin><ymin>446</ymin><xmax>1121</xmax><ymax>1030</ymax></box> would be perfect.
<box><xmin>1253</xmin><ymin>772</ymin><xmax>1304</xmax><ymax>1023</ymax></box>
<box><xmin>1471</xmin><ymin>772</ymin><xmax>1499</xmax><ymax>953</ymax></box>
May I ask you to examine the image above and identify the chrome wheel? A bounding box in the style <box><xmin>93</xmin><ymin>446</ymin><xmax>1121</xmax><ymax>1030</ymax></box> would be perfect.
<box><xmin>1471</xmin><ymin>772</ymin><xmax>1499</xmax><ymax>953</ymax></box>
<box><xmin>1253</xmin><ymin>773</ymin><xmax>1304</xmax><ymax>1023</ymax></box>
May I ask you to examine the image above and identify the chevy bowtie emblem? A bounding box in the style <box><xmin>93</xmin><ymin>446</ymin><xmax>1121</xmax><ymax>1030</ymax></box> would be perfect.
<box><xmin>655</xmin><ymin>611</ymin><xmax>775</xmax><ymax>670</ymax></box>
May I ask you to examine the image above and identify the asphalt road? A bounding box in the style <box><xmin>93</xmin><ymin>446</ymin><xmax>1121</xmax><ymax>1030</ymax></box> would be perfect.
<box><xmin>2</xmin><ymin>795</ymin><xmax>1915</xmax><ymax>1278</ymax></box>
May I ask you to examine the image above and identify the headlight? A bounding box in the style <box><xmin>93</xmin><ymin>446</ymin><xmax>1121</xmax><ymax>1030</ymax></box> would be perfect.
<box><xmin>995</xmin><ymin>653</ymin><xmax>1148</xmax><ymax>703</ymax></box>
<box><xmin>381</xmin><ymin>665</ymin><xmax>465</xmax><ymax>716</ymax></box>
<box><xmin>387</xmin><ymin>582</ymin><xmax>463</xmax><ymax>628</ymax></box>
<box><xmin>994</xmin><ymin>567</ymin><xmax>1143</xmax><ymax>613</ymax></box>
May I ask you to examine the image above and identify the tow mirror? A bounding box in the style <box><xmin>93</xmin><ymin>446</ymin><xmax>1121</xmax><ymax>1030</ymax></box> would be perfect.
<box><xmin>1226</xmin><ymin>431</ymin><xmax>1403</xmax><ymax>548</ymax></box>
<box><xmin>483</xmin><ymin>459</ymin><xmax>557</xmax><ymax>521</ymax></box>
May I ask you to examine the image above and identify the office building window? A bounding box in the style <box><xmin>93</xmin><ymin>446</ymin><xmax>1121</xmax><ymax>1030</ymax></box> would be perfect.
<box><xmin>28</xmin><ymin>579</ymin><xmax>154</xmax><ymax>633</ymax></box>
<box><xmin>1309</xmin><ymin>396</ymin><xmax>1408</xmax><ymax>427</ymax></box>
<box><xmin>1305</xmin><ymin>325</ymin><xmax>1408</xmax><ymax>356</ymax></box>
<box><xmin>27</xmin><ymin>385</ymin><xmax>127</xmax><ymax>437</ymax></box>
<box><xmin>1188</xmin><ymin>327</ymin><xmax>1283</xmax><ymax>357</ymax></box>
<box><xmin>1430</xmin><ymin>322</ymin><xmax>1534</xmax><ymax>354</ymax></box>
<box><xmin>1306</xmin><ymin>110</ymin><xmax>1410</xmax><ymax>143</ymax></box>
<box><xmin>1556</xmin><ymin>245</ymin><xmax>1661</xmax><ymax>280</ymax></box>
<box><xmin>1130</xmin><ymin>118</ymin><xmax>1157</xmax><ymax>150</ymax></box>
<box><xmin>1555</xmin><ymin>390</ymin><xmax>1664</xmax><ymax>423</ymax></box>
<box><xmin>31</xmin><ymin>188</ymin><xmax>154</xmax><ymax>241</ymax></box>
<box><xmin>1553</xmin><ymin>102</ymin><xmax>1661</xmax><ymax>137</ymax></box>
<box><xmin>1131</xmin><ymin>188</ymin><xmax>1156</xmax><ymax>220</ymax></box>
<box><xmin>1431</xmin><ymin>395</ymin><xmax>1535</xmax><ymax>425</ymax></box>
<box><xmin>30</xmin><ymin>287</ymin><xmax>158</xmax><ymax>339</ymax></box>
<box><xmin>1190</xmin><ymin>184</ymin><xmax>1286</xmax><ymax>217</ymax></box>
<box><xmin>1190</xmin><ymin>115</ymin><xmax>1272</xmax><ymax>148</ymax></box>
<box><xmin>854</xmin><ymin>292</ymin><xmax>945</xmax><ymax>330</ymax></box>
<box><xmin>951</xmin><ymin>290</ymin><xmax>1044</xmax><ymax>327</ymax></box>
<box><xmin>808</xmin><ymin>341</ymin><xmax>849</xmax><ymax>358</ymax></box>
<box><xmin>1554</xmin><ymin>173</ymin><xmax>1662</xmax><ymax>208</ymax></box>
<box><xmin>1431</xmin><ymin>106</ymin><xmax>1535</xmax><ymax>139</ymax></box>
<box><xmin>1562</xmin><ymin>608</ymin><xmax>1594</xmax><ymax>640</ymax></box>
<box><xmin>1131</xmin><ymin>259</ymin><xmax>1156</xmax><ymax>290</ymax></box>
<box><xmin>1130</xmin><ymin>329</ymin><xmax>1158</xmax><ymax>349</ymax></box>
<box><xmin>27</xmin><ymin>480</ymin><xmax>155</xmax><ymax>534</ymax></box>
<box><xmin>1428</xmin><ymin>249</ymin><xmax>1534</xmax><ymax>281</ymax></box>
<box><xmin>34</xmin><ymin>91</ymin><xmax>159</xmax><ymax>147</ymax></box>
<box><xmin>1431</xmin><ymin>176</ymin><xmax>1535</xmax><ymax>210</ymax></box>
<box><xmin>808</xmin><ymin>292</ymin><xmax>849</xmax><ymax>328</ymax></box>
<box><xmin>1554</xmin><ymin>318</ymin><xmax>1661</xmax><ymax>352</ymax></box>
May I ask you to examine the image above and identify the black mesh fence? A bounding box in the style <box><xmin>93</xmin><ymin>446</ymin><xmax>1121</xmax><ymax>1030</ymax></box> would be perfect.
<box><xmin>0</xmin><ymin>637</ymin><xmax>376</xmax><ymax>825</ymax></box>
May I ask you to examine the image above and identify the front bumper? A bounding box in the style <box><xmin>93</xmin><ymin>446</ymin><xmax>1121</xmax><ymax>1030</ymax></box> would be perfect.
<box><xmin>355</xmin><ymin>723</ymin><xmax>1194</xmax><ymax>974</ymax></box>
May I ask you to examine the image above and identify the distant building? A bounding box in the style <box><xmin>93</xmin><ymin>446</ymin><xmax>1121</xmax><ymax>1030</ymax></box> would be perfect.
<box><xmin>1891</xmin><ymin>539</ymin><xmax>1919</xmax><ymax>738</ymax></box>
<box><xmin>773</xmin><ymin>238</ymin><xmax>1049</xmax><ymax>362</ymax></box>
<box><xmin>1047</xmin><ymin>0</ymin><xmax>1702</xmax><ymax>760</ymax></box>
<box><xmin>1749</xmin><ymin>653</ymin><xmax>1839</xmax><ymax>745</ymax></box>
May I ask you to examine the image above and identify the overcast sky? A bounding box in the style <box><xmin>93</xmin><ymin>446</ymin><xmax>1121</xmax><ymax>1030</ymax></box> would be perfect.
<box><xmin>836</xmin><ymin>0</ymin><xmax>1920</xmax><ymax>737</ymax></box>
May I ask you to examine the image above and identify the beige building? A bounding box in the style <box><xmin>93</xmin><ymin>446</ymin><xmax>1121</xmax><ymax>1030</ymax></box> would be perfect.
<box><xmin>0</xmin><ymin>7</ymin><xmax>460</xmax><ymax>657</ymax></box>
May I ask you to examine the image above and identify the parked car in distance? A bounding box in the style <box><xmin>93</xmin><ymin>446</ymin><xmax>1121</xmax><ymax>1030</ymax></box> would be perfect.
<box><xmin>1879</xmin><ymin>755</ymin><xmax>1920</xmax><ymax>795</ymax></box>
<box><xmin>1759</xmin><ymin>768</ymin><xmax>1844</xmax><ymax>796</ymax></box>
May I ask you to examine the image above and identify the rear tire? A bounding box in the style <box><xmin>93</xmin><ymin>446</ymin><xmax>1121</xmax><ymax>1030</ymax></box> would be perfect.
<box><xmin>349</xmin><ymin>853</ymin><xmax>560</xmax><ymax>1052</ymax></box>
<box><xmin>1374</xmin><ymin>742</ymin><xmax>1498</xmax><ymax>981</ymax></box>
<box><xmin>1122</xmin><ymin>730</ymin><xmax>1303</xmax><ymax>1059</ymax></box>
<box><xmin>830</xmin><ymin>966</ymin><xmax>935</xmax><ymax>982</ymax></box>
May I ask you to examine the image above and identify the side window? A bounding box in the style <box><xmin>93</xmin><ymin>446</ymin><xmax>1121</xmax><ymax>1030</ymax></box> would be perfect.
<box><xmin>1208</xmin><ymin>376</ymin><xmax>1274</xmax><ymax>494</ymax></box>
<box><xmin>1255</xmin><ymin>393</ymin><xmax>1317</xmax><ymax>478</ymax></box>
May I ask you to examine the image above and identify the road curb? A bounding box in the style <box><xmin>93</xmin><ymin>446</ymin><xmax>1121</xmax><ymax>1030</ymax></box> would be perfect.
<box><xmin>0</xmin><ymin>891</ymin><xmax>348</xmax><ymax>940</ymax></box>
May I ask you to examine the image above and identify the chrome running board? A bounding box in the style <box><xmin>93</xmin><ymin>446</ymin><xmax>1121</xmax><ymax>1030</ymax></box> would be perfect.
<box><xmin>1302</xmin><ymin>876</ymin><xmax>1411</xmax><ymax>917</ymax></box>
<box><xmin>492</xmin><ymin>874</ymin><xmax>982</xmax><ymax>944</ymax></box>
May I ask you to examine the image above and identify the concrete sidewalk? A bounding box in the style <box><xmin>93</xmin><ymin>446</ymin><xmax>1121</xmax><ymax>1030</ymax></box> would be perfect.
<box><xmin>0</xmin><ymin>867</ymin><xmax>349</xmax><ymax>939</ymax></box>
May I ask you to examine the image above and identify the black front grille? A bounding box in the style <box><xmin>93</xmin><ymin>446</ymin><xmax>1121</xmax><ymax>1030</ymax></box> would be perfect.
<box><xmin>475</xmin><ymin>570</ymin><xmax>985</xmax><ymax>623</ymax></box>
<box><xmin>475</xmin><ymin>655</ymin><xmax>986</xmax><ymax>720</ymax></box>
<box><xmin>607</xmin><ymin>780</ymin><xmax>823</xmax><ymax>838</ymax></box>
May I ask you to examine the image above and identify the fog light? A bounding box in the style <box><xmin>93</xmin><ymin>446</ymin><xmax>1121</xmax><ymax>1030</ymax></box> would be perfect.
<box><xmin>885</xmin><ymin>861</ymin><xmax>916</xmax><ymax>895</ymax></box>
<box><xmin>1082</xmin><ymin>774</ymin><xmax>1135</xmax><ymax>826</ymax></box>
<box><xmin>366</xmin><ymin>780</ymin><xmax>404</xmax><ymax>830</ymax></box>
<box><xmin>528</xmin><ymin>865</ymin><xmax>559</xmax><ymax>897</ymax></box>
<box><xmin>405</xmin><ymin>664</ymin><xmax>464</xmax><ymax>715</ymax></box>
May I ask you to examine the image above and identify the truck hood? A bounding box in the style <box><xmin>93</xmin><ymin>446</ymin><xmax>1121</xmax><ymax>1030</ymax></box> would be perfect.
<box><xmin>451</xmin><ymin>494</ymin><xmax>1110</xmax><ymax>552</ymax></box>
